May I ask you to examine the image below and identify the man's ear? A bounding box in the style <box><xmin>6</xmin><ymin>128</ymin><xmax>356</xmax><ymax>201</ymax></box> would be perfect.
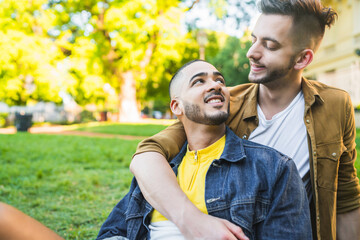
<box><xmin>294</xmin><ymin>49</ymin><xmax>314</xmax><ymax>70</ymax></box>
<box><xmin>170</xmin><ymin>98</ymin><xmax>183</xmax><ymax>116</ymax></box>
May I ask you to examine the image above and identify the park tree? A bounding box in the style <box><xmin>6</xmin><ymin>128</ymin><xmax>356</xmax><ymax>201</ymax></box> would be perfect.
<box><xmin>0</xmin><ymin>0</ymin><xmax>256</xmax><ymax>122</ymax></box>
<box><xmin>47</xmin><ymin>0</ymin><xmax>200</xmax><ymax>121</ymax></box>
<box><xmin>0</xmin><ymin>0</ymin><xmax>199</xmax><ymax>121</ymax></box>
<box><xmin>0</xmin><ymin>0</ymin><xmax>68</xmax><ymax>106</ymax></box>
<box><xmin>208</xmin><ymin>32</ymin><xmax>252</xmax><ymax>86</ymax></box>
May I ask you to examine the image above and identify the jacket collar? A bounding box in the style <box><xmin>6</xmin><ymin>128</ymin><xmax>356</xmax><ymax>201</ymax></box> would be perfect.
<box><xmin>220</xmin><ymin>127</ymin><xmax>246</xmax><ymax>163</ymax></box>
<box><xmin>240</xmin><ymin>78</ymin><xmax>324</xmax><ymax>120</ymax></box>
<box><xmin>170</xmin><ymin>126</ymin><xmax>246</xmax><ymax>167</ymax></box>
<box><xmin>301</xmin><ymin>77</ymin><xmax>324</xmax><ymax>108</ymax></box>
<box><xmin>242</xmin><ymin>84</ymin><xmax>259</xmax><ymax>121</ymax></box>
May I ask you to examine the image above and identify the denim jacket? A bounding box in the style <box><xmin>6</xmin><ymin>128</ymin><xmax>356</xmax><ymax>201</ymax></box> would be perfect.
<box><xmin>97</xmin><ymin>127</ymin><xmax>312</xmax><ymax>240</ymax></box>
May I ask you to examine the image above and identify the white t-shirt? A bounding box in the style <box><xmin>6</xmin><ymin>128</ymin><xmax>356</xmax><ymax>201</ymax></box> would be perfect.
<box><xmin>248</xmin><ymin>91</ymin><xmax>309</xmax><ymax>178</ymax></box>
<box><xmin>149</xmin><ymin>221</ymin><xmax>184</xmax><ymax>240</ymax></box>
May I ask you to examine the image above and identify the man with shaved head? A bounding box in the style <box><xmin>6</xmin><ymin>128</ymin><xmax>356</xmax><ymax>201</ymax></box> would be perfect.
<box><xmin>96</xmin><ymin>60</ymin><xmax>311</xmax><ymax>239</ymax></box>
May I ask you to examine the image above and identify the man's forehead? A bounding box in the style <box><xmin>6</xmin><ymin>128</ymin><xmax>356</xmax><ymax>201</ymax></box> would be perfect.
<box><xmin>253</xmin><ymin>14</ymin><xmax>293</xmax><ymax>40</ymax></box>
<box><xmin>182</xmin><ymin>62</ymin><xmax>217</xmax><ymax>76</ymax></box>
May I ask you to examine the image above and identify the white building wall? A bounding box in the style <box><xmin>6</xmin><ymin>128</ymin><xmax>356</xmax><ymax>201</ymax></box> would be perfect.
<box><xmin>317</xmin><ymin>61</ymin><xmax>360</xmax><ymax>107</ymax></box>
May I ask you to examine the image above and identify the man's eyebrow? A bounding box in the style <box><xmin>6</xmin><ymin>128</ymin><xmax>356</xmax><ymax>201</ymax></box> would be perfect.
<box><xmin>263</xmin><ymin>37</ymin><xmax>281</xmax><ymax>45</ymax></box>
<box><xmin>213</xmin><ymin>72</ymin><xmax>224</xmax><ymax>79</ymax></box>
<box><xmin>190</xmin><ymin>72</ymin><xmax>207</xmax><ymax>83</ymax></box>
<box><xmin>251</xmin><ymin>33</ymin><xmax>281</xmax><ymax>45</ymax></box>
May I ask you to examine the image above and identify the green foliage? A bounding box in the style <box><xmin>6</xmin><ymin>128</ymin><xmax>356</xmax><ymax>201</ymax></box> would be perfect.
<box><xmin>49</xmin><ymin>0</ymin><xmax>195</xmax><ymax>111</ymax></box>
<box><xmin>355</xmin><ymin>128</ymin><xmax>360</xmax><ymax>177</ymax></box>
<box><xmin>0</xmin><ymin>133</ymin><xmax>140</xmax><ymax>239</ymax></box>
<box><xmin>208</xmin><ymin>34</ymin><xmax>251</xmax><ymax>86</ymax></box>
<box><xmin>0</xmin><ymin>113</ymin><xmax>9</xmax><ymax>127</ymax></box>
<box><xmin>0</xmin><ymin>0</ymin><xmax>65</xmax><ymax>105</ymax></box>
<box><xmin>79</xmin><ymin>110</ymin><xmax>96</xmax><ymax>123</ymax></box>
<box><xmin>0</xmin><ymin>0</ymin><xmax>256</xmax><ymax>116</ymax></box>
<box><xmin>75</xmin><ymin>123</ymin><xmax>170</xmax><ymax>136</ymax></box>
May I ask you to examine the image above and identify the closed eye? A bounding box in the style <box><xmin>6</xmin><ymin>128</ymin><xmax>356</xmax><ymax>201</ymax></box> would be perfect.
<box><xmin>264</xmin><ymin>41</ymin><xmax>279</xmax><ymax>51</ymax></box>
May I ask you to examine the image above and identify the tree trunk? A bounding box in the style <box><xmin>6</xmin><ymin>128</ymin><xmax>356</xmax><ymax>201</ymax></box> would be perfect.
<box><xmin>118</xmin><ymin>71</ymin><xmax>140</xmax><ymax>122</ymax></box>
<box><xmin>117</xmin><ymin>41</ymin><xmax>156</xmax><ymax>122</ymax></box>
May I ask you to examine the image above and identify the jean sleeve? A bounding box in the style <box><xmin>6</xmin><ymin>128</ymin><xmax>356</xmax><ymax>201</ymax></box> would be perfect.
<box><xmin>96</xmin><ymin>179</ymin><xmax>138</xmax><ymax>240</ymax></box>
<box><xmin>255</xmin><ymin>158</ymin><xmax>312</xmax><ymax>240</ymax></box>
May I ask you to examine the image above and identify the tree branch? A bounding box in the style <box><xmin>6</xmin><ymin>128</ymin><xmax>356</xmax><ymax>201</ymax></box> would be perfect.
<box><xmin>188</xmin><ymin>0</ymin><xmax>200</xmax><ymax>11</ymax></box>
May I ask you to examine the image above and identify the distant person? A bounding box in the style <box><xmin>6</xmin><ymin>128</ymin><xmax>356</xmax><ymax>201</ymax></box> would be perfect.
<box><xmin>129</xmin><ymin>1</ymin><xmax>360</xmax><ymax>239</ymax></box>
<box><xmin>97</xmin><ymin>60</ymin><xmax>311</xmax><ymax>239</ymax></box>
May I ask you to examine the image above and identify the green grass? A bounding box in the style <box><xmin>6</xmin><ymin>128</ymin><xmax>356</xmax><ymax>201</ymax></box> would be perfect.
<box><xmin>355</xmin><ymin>128</ymin><xmax>360</xmax><ymax>177</ymax></box>
<box><xmin>0</xmin><ymin>133</ymin><xmax>140</xmax><ymax>239</ymax></box>
<box><xmin>75</xmin><ymin>123</ymin><xmax>170</xmax><ymax>136</ymax></box>
<box><xmin>1</xmin><ymin>126</ymin><xmax>359</xmax><ymax>239</ymax></box>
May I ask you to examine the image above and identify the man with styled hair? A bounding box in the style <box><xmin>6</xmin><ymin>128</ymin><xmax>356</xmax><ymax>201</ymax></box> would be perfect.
<box><xmin>130</xmin><ymin>1</ymin><xmax>360</xmax><ymax>239</ymax></box>
<box><xmin>97</xmin><ymin>60</ymin><xmax>311</xmax><ymax>239</ymax></box>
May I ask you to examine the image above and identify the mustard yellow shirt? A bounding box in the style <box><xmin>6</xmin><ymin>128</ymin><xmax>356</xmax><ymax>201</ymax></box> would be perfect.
<box><xmin>151</xmin><ymin>135</ymin><xmax>226</xmax><ymax>223</ymax></box>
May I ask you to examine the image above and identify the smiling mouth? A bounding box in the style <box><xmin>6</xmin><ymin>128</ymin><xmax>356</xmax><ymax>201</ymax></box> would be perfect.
<box><xmin>250</xmin><ymin>62</ymin><xmax>266</xmax><ymax>72</ymax></box>
<box><xmin>207</xmin><ymin>99</ymin><xmax>222</xmax><ymax>103</ymax></box>
<box><xmin>204</xmin><ymin>93</ymin><xmax>225</xmax><ymax>104</ymax></box>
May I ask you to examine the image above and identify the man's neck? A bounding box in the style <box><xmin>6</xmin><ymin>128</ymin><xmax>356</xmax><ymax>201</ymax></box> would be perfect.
<box><xmin>183</xmin><ymin>123</ymin><xmax>226</xmax><ymax>151</ymax></box>
<box><xmin>258</xmin><ymin>74</ymin><xmax>302</xmax><ymax>120</ymax></box>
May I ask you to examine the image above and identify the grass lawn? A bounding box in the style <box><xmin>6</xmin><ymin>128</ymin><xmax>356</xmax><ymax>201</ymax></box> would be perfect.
<box><xmin>0</xmin><ymin>125</ymin><xmax>359</xmax><ymax>240</ymax></box>
<box><xmin>355</xmin><ymin>128</ymin><xmax>360</xmax><ymax>176</ymax></box>
<box><xmin>0</xmin><ymin>133</ymin><xmax>140</xmax><ymax>239</ymax></box>
<box><xmin>75</xmin><ymin>122</ymin><xmax>171</xmax><ymax>136</ymax></box>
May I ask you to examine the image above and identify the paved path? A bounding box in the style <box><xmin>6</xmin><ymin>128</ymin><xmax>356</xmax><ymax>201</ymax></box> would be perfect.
<box><xmin>0</xmin><ymin>125</ymin><xmax>147</xmax><ymax>140</ymax></box>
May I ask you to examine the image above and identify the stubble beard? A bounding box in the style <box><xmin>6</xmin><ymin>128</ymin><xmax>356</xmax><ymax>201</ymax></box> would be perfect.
<box><xmin>248</xmin><ymin>56</ymin><xmax>296</xmax><ymax>84</ymax></box>
<box><xmin>183</xmin><ymin>102</ymin><xmax>229</xmax><ymax>126</ymax></box>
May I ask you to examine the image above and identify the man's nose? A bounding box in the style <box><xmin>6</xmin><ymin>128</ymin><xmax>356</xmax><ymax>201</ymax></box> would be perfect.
<box><xmin>246</xmin><ymin>42</ymin><xmax>261</xmax><ymax>61</ymax></box>
<box><xmin>207</xmin><ymin>79</ymin><xmax>222</xmax><ymax>92</ymax></box>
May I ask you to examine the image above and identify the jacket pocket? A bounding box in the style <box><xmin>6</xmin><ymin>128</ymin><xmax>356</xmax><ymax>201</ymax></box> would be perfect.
<box><xmin>316</xmin><ymin>141</ymin><xmax>345</xmax><ymax>191</ymax></box>
<box><xmin>229</xmin><ymin>198</ymin><xmax>268</xmax><ymax>236</ymax></box>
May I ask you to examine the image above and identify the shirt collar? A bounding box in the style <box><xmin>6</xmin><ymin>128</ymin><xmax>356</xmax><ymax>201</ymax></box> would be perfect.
<box><xmin>301</xmin><ymin>77</ymin><xmax>324</xmax><ymax>108</ymax></box>
<box><xmin>235</xmin><ymin>78</ymin><xmax>324</xmax><ymax>120</ymax></box>
<box><xmin>170</xmin><ymin>127</ymin><xmax>246</xmax><ymax>167</ymax></box>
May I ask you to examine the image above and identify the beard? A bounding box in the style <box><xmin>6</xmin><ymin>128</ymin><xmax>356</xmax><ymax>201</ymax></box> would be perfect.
<box><xmin>248</xmin><ymin>55</ymin><xmax>296</xmax><ymax>84</ymax></box>
<box><xmin>183</xmin><ymin>101</ymin><xmax>229</xmax><ymax>126</ymax></box>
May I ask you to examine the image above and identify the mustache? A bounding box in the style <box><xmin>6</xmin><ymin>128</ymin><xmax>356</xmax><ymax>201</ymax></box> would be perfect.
<box><xmin>204</xmin><ymin>90</ymin><xmax>225</xmax><ymax>102</ymax></box>
<box><xmin>250</xmin><ymin>60</ymin><xmax>264</xmax><ymax>66</ymax></box>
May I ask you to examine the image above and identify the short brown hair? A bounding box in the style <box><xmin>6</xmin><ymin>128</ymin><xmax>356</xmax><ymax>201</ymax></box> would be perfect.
<box><xmin>259</xmin><ymin>0</ymin><xmax>337</xmax><ymax>51</ymax></box>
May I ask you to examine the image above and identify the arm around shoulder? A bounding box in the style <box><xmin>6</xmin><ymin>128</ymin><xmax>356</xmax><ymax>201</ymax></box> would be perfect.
<box><xmin>129</xmin><ymin>120</ymin><xmax>188</xmax><ymax>225</ymax></box>
<box><xmin>132</xmin><ymin>120</ymin><xmax>186</xmax><ymax>161</ymax></box>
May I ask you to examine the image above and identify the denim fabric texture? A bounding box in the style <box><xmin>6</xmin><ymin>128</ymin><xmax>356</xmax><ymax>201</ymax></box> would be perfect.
<box><xmin>97</xmin><ymin>127</ymin><xmax>312</xmax><ymax>240</ymax></box>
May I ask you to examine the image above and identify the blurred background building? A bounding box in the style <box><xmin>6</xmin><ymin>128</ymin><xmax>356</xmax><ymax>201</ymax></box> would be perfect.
<box><xmin>304</xmin><ymin>0</ymin><xmax>360</xmax><ymax>109</ymax></box>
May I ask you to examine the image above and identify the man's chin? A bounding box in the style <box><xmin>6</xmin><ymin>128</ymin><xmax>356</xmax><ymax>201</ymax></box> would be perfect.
<box><xmin>204</xmin><ymin>112</ymin><xmax>229</xmax><ymax>125</ymax></box>
<box><xmin>248</xmin><ymin>74</ymin><xmax>271</xmax><ymax>84</ymax></box>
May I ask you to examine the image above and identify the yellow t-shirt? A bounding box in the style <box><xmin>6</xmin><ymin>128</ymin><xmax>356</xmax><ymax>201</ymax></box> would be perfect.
<box><xmin>151</xmin><ymin>135</ymin><xmax>226</xmax><ymax>223</ymax></box>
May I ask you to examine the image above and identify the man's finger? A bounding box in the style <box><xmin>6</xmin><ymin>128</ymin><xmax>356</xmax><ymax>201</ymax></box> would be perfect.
<box><xmin>223</xmin><ymin>219</ymin><xmax>249</xmax><ymax>240</ymax></box>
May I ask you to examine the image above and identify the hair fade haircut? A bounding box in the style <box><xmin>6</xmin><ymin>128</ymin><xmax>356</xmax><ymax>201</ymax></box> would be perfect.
<box><xmin>259</xmin><ymin>0</ymin><xmax>337</xmax><ymax>51</ymax></box>
<box><xmin>169</xmin><ymin>59</ymin><xmax>207</xmax><ymax>99</ymax></box>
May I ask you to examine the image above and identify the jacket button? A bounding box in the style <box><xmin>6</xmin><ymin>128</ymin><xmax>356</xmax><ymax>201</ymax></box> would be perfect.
<box><xmin>306</xmin><ymin>119</ymin><xmax>310</xmax><ymax>123</ymax></box>
<box><xmin>332</xmin><ymin>152</ymin><xmax>336</xmax><ymax>157</ymax></box>
<box><xmin>242</xmin><ymin>135</ymin><xmax>247</xmax><ymax>139</ymax></box>
<box><xmin>313</xmin><ymin>151</ymin><xmax>317</xmax><ymax>156</ymax></box>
